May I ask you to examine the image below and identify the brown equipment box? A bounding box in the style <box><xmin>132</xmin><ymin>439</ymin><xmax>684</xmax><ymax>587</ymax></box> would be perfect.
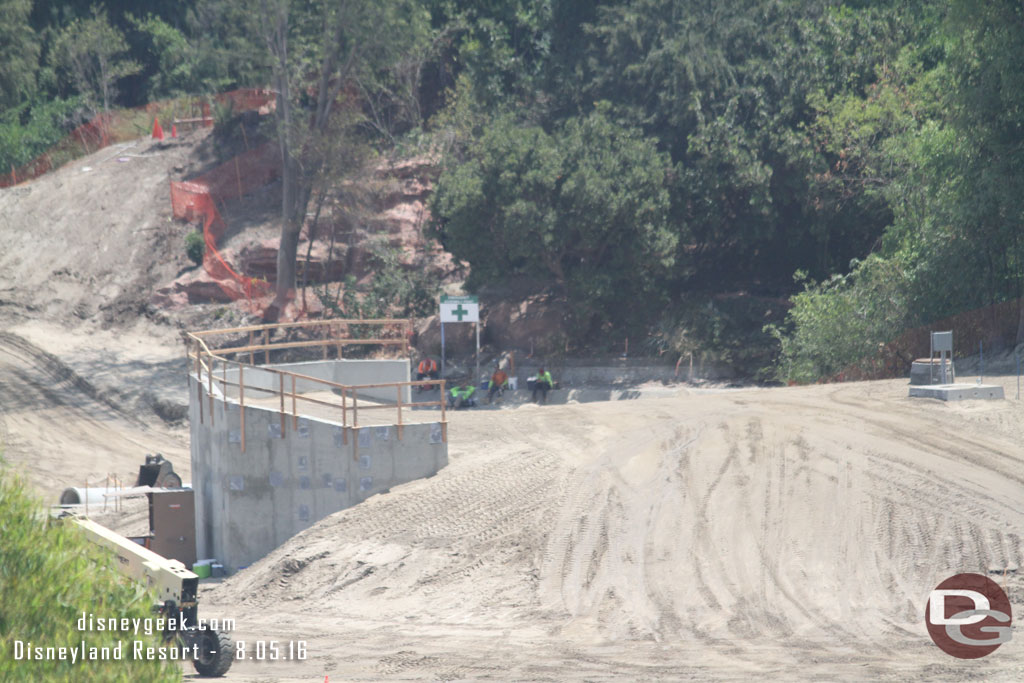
<box><xmin>148</xmin><ymin>489</ymin><xmax>196</xmax><ymax>569</ymax></box>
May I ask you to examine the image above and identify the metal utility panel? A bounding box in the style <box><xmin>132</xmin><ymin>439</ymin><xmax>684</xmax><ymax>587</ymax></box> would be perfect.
<box><xmin>149</xmin><ymin>489</ymin><xmax>197</xmax><ymax>569</ymax></box>
<box><xmin>931</xmin><ymin>331</ymin><xmax>953</xmax><ymax>352</ymax></box>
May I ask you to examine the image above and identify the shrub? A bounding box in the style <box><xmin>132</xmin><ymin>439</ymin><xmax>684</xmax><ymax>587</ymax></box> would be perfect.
<box><xmin>185</xmin><ymin>230</ymin><xmax>205</xmax><ymax>266</ymax></box>
<box><xmin>766</xmin><ymin>256</ymin><xmax>911</xmax><ymax>383</ymax></box>
<box><xmin>0</xmin><ymin>466</ymin><xmax>179</xmax><ymax>681</ymax></box>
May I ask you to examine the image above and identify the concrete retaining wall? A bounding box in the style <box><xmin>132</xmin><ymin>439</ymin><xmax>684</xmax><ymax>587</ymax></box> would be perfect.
<box><xmin>190</xmin><ymin>369</ymin><xmax>444</xmax><ymax>572</ymax></box>
<box><xmin>221</xmin><ymin>359</ymin><xmax>410</xmax><ymax>403</ymax></box>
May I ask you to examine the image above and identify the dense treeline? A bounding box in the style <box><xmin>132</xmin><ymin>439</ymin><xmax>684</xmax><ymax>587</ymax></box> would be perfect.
<box><xmin>2</xmin><ymin>1</ymin><xmax>1021</xmax><ymax>377</ymax></box>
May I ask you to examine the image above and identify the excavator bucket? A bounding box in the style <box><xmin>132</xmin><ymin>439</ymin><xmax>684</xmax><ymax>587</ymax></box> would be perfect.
<box><xmin>137</xmin><ymin>454</ymin><xmax>182</xmax><ymax>488</ymax></box>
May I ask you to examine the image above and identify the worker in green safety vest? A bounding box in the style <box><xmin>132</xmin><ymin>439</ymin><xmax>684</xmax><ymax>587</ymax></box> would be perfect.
<box><xmin>448</xmin><ymin>380</ymin><xmax>477</xmax><ymax>409</ymax></box>
<box><xmin>532</xmin><ymin>367</ymin><xmax>554</xmax><ymax>404</ymax></box>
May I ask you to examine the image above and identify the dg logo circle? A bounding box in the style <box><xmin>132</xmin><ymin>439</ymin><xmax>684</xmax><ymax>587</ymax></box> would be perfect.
<box><xmin>925</xmin><ymin>573</ymin><xmax>1012</xmax><ymax>659</ymax></box>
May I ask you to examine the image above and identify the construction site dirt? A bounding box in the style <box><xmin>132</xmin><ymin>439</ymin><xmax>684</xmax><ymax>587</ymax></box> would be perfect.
<box><xmin>2</xmin><ymin>135</ymin><xmax>1024</xmax><ymax>681</ymax></box>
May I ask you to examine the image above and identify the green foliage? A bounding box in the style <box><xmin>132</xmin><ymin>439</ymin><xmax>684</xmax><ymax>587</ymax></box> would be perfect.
<box><xmin>430</xmin><ymin>107</ymin><xmax>674</xmax><ymax>337</ymax></box>
<box><xmin>766</xmin><ymin>257</ymin><xmax>911</xmax><ymax>383</ymax></box>
<box><xmin>771</xmin><ymin>1</ymin><xmax>1024</xmax><ymax>380</ymax></box>
<box><xmin>184</xmin><ymin>230</ymin><xmax>205</xmax><ymax>266</ymax></box>
<box><xmin>184</xmin><ymin>0</ymin><xmax>269</xmax><ymax>94</ymax></box>
<box><xmin>0</xmin><ymin>0</ymin><xmax>40</xmax><ymax>109</ymax></box>
<box><xmin>0</xmin><ymin>467</ymin><xmax>179</xmax><ymax>682</ymax></box>
<box><xmin>425</xmin><ymin>0</ymin><xmax>554</xmax><ymax>111</ymax></box>
<box><xmin>649</xmin><ymin>294</ymin><xmax>786</xmax><ymax>377</ymax></box>
<box><xmin>316</xmin><ymin>242</ymin><xmax>440</xmax><ymax>321</ymax></box>
<box><xmin>128</xmin><ymin>14</ymin><xmax>198</xmax><ymax>100</ymax></box>
<box><xmin>49</xmin><ymin>8</ymin><xmax>142</xmax><ymax>113</ymax></box>
<box><xmin>0</xmin><ymin>96</ymin><xmax>82</xmax><ymax>171</ymax></box>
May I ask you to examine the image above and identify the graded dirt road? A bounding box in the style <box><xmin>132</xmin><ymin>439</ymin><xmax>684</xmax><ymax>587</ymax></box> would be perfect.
<box><xmin>199</xmin><ymin>377</ymin><xmax>1024</xmax><ymax>681</ymax></box>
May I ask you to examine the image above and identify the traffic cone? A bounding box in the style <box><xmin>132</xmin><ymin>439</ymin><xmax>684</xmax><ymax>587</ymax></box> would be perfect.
<box><xmin>152</xmin><ymin>117</ymin><xmax>164</xmax><ymax>140</ymax></box>
<box><xmin>171</xmin><ymin>123</ymin><xmax>177</xmax><ymax>138</ymax></box>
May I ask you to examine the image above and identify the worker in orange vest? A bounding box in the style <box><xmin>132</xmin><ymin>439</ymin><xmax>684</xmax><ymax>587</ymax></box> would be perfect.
<box><xmin>416</xmin><ymin>357</ymin><xmax>439</xmax><ymax>392</ymax></box>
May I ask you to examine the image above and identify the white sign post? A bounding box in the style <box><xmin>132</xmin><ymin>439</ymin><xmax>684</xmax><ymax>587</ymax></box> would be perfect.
<box><xmin>439</xmin><ymin>294</ymin><xmax>480</xmax><ymax>382</ymax></box>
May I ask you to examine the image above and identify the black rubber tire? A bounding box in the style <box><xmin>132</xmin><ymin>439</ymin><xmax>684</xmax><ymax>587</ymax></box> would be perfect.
<box><xmin>192</xmin><ymin>628</ymin><xmax>233</xmax><ymax>677</ymax></box>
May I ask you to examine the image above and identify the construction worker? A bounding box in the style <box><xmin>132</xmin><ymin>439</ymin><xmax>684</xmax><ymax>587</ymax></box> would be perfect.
<box><xmin>416</xmin><ymin>357</ymin><xmax>439</xmax><ymax>392</ymax></box>
<box><xmin>532</xmin><ymin>366</ymin><xmax>554</xmax><ymax>404</ymax></box>
<box><xmin>487</xmin><ymin>365</ymin><xmax>509</xmax><ymax>404</ymax></box>
<box><xmin>448</xmin><ymin>380</ymin><xmax>477</xmax><ymax>409</ymax></box>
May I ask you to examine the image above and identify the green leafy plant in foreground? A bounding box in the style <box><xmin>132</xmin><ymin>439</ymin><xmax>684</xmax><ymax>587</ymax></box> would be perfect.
<box><xmin>0</xmin><ymin>466</ymin><xmax>180</xmax><ymax>682</ymax></box>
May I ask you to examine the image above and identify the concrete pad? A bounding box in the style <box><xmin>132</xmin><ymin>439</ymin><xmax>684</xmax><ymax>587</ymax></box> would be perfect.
<box><xmin>908</xmin><ymin>383</ymin><xmax>1004</xmax><ymax>401</ymax></box>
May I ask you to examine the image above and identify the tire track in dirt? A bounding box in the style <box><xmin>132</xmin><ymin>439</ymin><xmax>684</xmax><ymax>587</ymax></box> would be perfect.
<box><xmin>0</xmin><ymin>331</ymin><xmax>187</xmax><ymax>495</ymax></box>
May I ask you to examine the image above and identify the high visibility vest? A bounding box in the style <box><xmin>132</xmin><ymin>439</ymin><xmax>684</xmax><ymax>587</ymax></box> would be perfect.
<box><xmin>418</xmin><ymin>359</ymin><xmax>436</xmax><ymax>374</ymax></box>
<box><xmin>451</xmin><ymin>385</ymin><xmax>475</xmax><ymax>399</ymax></box>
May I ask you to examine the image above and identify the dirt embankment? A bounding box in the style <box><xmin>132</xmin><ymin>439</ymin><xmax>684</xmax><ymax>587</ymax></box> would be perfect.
<box><xmin>205</xmin><ymin>379</ymin><xmax>1024</xmax><ymax>681</ymax></box>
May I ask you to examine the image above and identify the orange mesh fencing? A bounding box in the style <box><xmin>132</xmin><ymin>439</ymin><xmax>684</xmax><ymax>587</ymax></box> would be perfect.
<box><xmin>838</xmin><ymin>298</ymin><xmax>1023</xmax><ymax>381</ymax></box>
<box><xmin>170</xmin><ymin>142</ymin><xmax>282</xmax><ymax>309</ymax></box>
<box><xmin>2</xmin><ymin>112</ymin><xmax>115</xmax><ymax>188</ymax></box>
<box><xmin>1</xmin><ymin>89</ymin><xmax>275</xmax><ymax>189</ymax></box>
<box><xmin>0</xmin><ymin>86</ymin><xmax>282</xmax><ymax>312</ymax></box>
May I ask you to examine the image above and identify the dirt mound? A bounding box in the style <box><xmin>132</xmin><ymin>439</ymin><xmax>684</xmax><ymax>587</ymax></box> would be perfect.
<box><xmin>0</xmin><ymin>330</ymin><xmax>188</xmax><ymax>502</ymax></box>
<box><xmin>207</xmin><ymin>380</ymin><xmax>1024</xmax><ymax>680</ymax></box>
<box><xmin>0</xmin><ymin>130</ymin><xmax>217</xmax><ymax>327</ymax></box>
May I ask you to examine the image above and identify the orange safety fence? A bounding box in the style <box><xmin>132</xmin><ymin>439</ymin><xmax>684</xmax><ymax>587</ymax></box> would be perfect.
<box><xmin>1</xmin><ymin>89</ymin><xmax>274</xmax><ymax>189</ymax></box>
<box><xmin>837</xmin><ymin>297</ymin><xmax>1023</xmax><ymax>382</ymax></box>
<box><xmin>170</xmin><ymin>142</ymin><xmax>282</xmax><ymax>309</ymax></box>
<box><xmin>2</xmin><ymin>111</ymin><xmax>115</xmax><ymax>189</ymax></box>
<box><xmin>0</xmin><ymin>86</ymin><xmax>282</xmax><ymax>313</ymax></box>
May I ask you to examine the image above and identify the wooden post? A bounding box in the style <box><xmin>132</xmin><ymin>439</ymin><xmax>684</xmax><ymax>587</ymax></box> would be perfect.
<box><xmin>291</xmin><ymin>374</ymin><xmax>297</xmax><ymax>430</ymax></box>
<box><xmin>342</xmin><ymin>387</ymin><xmax>348</xmax><ymax>429</ymax></box>
<box><xmin>279</xmin><ymin>372</ymin><xmax>285</xmax><ymax>435</ymax></box>
<box><xmin>208</xmin><ymin>356</ymin><xmax>214</xmax><ymax>426</ymax></box>
<box><xmin>192</xmin><ymin>348</ymin><xmax>203</xmax><ymax>424</ymax></box>
<box><xmin>440</xmin><ymin>379</ymin><xmax>447</xmax><ymax>443</ymax></box>
<box><xmin>322</xmin><ymin>324</ymin><xmax>328</xmax><ymax>360</ymax></box>
<box><xmin>396</xmin><ymin>384</ymin><xmax>403</xmax><ymax>440</ymax></box>
<box><xmin>249</xmin><ymin>330</ymin><xmax>255</xmax><ymax>365</ymax></box>
<box><xmin>239</xmin><ymin>364</ymin><xmax>246</xmax><ymax>453</ymax></box>
<box><xmin>353</xmin><ymin>389</ymin><xmax>358</xmax><ymax>428</ymax></box>
<box><xmin>264</xmin><ymin>329</ymin><xmax>269</xmax><ymax>364</ymax></box>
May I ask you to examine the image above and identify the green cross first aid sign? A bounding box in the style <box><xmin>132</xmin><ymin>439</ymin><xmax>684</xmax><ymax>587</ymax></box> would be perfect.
<box><xmin>440</xmin><ymin>294</ymin><xmax>479</xmax><ymax>323</ymax></box>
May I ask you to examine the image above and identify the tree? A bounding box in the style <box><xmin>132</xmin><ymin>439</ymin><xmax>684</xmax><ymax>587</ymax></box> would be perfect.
<box><xmin>0</xmin><ymin>0</ymin><xmax>39</xmax><ymax>109</ymax></box>
<box><xmin>430</xmin><ymin>108</ymin><xmax>675</xmax><ymax>336</ymax></box>
<box><xmin>50</xmin><ymin>8</ymin><xmax>141</xmax><ymax>114</ymax></box>
<box><xmin>128</xmin><ymin>13</ymin><xmax>198</xmax><ymax>100</ymax></box>
<box><xmin>256</xmin><ymin>0</ymin><xmax>430</xmax><ymax>317</ymax></box>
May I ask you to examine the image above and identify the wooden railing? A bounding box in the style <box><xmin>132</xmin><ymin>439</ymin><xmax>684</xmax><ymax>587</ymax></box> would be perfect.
<box><xmin>184</xmin><ymin>319</ymin><xmax>447</xmax><ymax>452</ymax></box>
<box><xmin>185</xmin><ymin>318</ymin><xmax>413</xmax><ymax>364</ymax></box>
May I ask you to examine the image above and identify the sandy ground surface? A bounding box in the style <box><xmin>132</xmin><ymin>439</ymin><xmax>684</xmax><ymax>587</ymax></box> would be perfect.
<box><xmin>192</xmin><ymin>375</ymin><xmax>1024</xmax><ymax>682</ymax></box>
<box><xmin>0</xmin><ymin>323</ymin><xmax>190</xmax><ymax>504</ymax></box>
<box><xmin>2</xmin><ymin>317</ymin><xmax>1024</xmax><ymax>680</ymax></box>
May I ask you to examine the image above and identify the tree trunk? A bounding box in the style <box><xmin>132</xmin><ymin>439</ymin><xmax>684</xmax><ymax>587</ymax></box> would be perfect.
<box><xmin>1016</xmin><ymin>297</ymin><xmax>1024</xmax><ymax>348</ymax></box>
